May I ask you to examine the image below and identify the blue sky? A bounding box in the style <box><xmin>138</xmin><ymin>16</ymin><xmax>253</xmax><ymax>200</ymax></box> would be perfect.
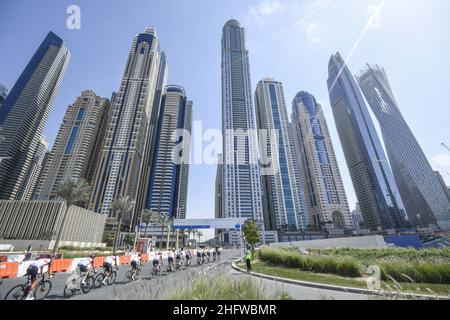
<box><xmin>1</xmin><ymin>0</ymin><xmax>449</xmax><ymax>239</ymax></box>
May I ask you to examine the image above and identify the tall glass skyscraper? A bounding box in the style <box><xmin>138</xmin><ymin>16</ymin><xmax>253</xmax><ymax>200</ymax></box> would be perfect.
<box><xmin>292</xmin><ymin>91</ymin><xmax>353</xmax><ymax>230</ymax></box>
<box><xmin>357</xmin><ymin>64</ymin><xmax>450</xmax><ymax>229</ymax></box>
<box><xmin>0</xmin><ymin>85</ymin><xmax>7</xmax><ymax>107</ymax></box>
<box><xmin>89</xmin><ymin>28</ymin><xmax>165</xmax><ymax>219</ymax></box>
<box><xmin>221</xmin><ymin>20</ymin><xmax>264</xmax><ymax>226</ymax></box>
<box><xmin>146</xmin><ymin>85</ymin><xmax>193</xmax><ymax>219</ymax></box>
<box><xmin>255</xmin><ymin>78</ymin><xmax>308</xmax><ymax>231</ymax></box>
<box><xmin>35</xmin><ymin>90</ymin><xmax>109</xmax><ymax>201</ymax></box>
<box><xmin>0</xmin><ymin>31</ymin><xmax>70</xmax><ymax>200</ymax></box>
<box><xmin>327</xmin><ymin>52</ymin><xmax>409</xmax><ymax>230</ymax></box>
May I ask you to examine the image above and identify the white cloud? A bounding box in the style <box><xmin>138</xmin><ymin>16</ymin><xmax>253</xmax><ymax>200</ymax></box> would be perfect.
<box><xmin>248</xmin><ymin>0</ymin><xmax>285</xmax><ymax>24</ymax></box>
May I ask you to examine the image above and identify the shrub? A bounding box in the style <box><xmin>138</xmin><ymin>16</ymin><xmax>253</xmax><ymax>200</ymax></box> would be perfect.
<box><xmin>258</xmin><ymin>248</ymin><xmax>362</xmax><ymax>278</ymax></box>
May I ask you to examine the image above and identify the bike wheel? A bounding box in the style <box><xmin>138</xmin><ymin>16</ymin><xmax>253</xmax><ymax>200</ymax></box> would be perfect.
<box><xmin>81</xmin><ymin>276</ymin><xmax>94</xmax><ymax>294</ymax></box>
<box><xmin>34</xmin><ymin>280</ymin><xmax>52</xmax><ymax>300</ymax></box>
<box><xmin>63</xmin><ymin>283</ymin><xmax>76</xmax><ymax>299</ymax></box>
<box><xmin>107</xmin><ymin>271</ymin><xmax>116</xmax><ymax>285</ymax></box>
<box><xmin>94</xmin><ymin>273</ymin><xmax>104</xmax><ymax>288</ymax></box>
<box><xmin>124</xmin><ymin>270</ymin><xmax>133</xmax><ymax>283</ymax></box>
<box><xmin>4</xmin><ymin>284</ymin><xmax>26</xmax><ymax>300</ymax></box>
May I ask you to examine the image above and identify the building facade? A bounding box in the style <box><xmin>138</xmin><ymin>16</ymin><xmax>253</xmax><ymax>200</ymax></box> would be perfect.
<box><xmin>434</xmin><ymin>171</ymin><xmax>450</xmax><ymax>210</ymax></box>
<box><xmin>0</xmin><ymin>31</ymin><xmax>70</xmax><ymax>200</ymax></box>
<box><xmin>20</xmin><ymin>135</ymin><xmax>48</xmax><ymax>200</ymax></box>
<box><xmin>0</xmin><ymin>200</ymin><xmax>106</xmax><ymax>249</ymax></box>
<box><xmin>291</xmin><ymin>91</ymin><xmax>353</xmax><ymax>230</ymax></box>
<box><xmin>327</xmin><ymin>52</ymin><xmax>409</xmax><ymax>230</ymax></box>
<box><xmin>221</xmin><ymin>19</ymin><xmax>264</xmax><ymax>228</ymax></box>
<box><xmin>35</xmin><ymin>90</ymin><xmax>109</xmax><ymax>201</ymax></box>
<box><xmin>89</xmin><ymin>28</ymin><xmax>165</xmax><ymax>220</ymax></box>
<box><xmin>146</xmin><ymin>85</ymin><xmax>193</xmax><ymax>220</ymax></box>
<box><xmin>357</xmin><ymin>64</ymin><xmax>450</xmax><ymax>230</ymax></box>
<box><xmin>255</xmin><ymin>78</ymin><xmax>307</xmax><ymax>231</ymax></box>
<box><xmin>0</xmin><ymin>84</ymin><xmax>7</xmax><ymax>107</ymax></box>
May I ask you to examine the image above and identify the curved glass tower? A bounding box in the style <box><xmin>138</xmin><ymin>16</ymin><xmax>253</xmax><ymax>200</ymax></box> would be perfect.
<box><xmin>327</xmin><ymin>52</ymin><xmax>409</xmax><ymax>230</ymax></box>
<box><xmin>292</xmin><ymin>91</ymin><xmax>353</xmax><ymax>230</ymax></box>
<box><xmin>0</xmin><ymin>31</ymin><xmax>70</xmax><ymax>200</ymax></box>
<box><xmin>357</xmin><ymin>64</ymin><xmax>450</xmax><ymax>229</ymax></box>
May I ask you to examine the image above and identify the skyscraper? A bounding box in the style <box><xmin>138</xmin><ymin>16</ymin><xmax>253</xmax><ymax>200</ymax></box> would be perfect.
<box><xmin>291</xmin><ymin>91</ymin><xmax>353</xmax><ymax>230</ymax></box>
<box><xmin>0</xmin><ymin>85</ymin><xmax>7</xmax><ymax>107</ymax></box>
<box><xmin>221</xmin><ymin>19</ymin><xmax>264</xmax><ymax>227</ymax></box>
<box><xmin>35</xmin><ymin>90</ymin><xmax>109</xmax><ymax>201</ymax></box>
<box><xmin>434</xmin><ymin>171</ymin><xmax>450</xmax><ymax>208</ymax></box>
<box><xmin>146</xmin><ymin>85</ymin><xmax>192</xmax><ymax>219</ymax></box>
<box><xmin>0</xmin><ymin>31</ymin><xmax>70</xmax><ymax>200</ymax></box>
<box><xmin>327</xmin><ymin>52</ymin><xmax>409</xmax><ymax>230</ymax></box>
<box><xmin>255</xmin><ymin>78</ymin><xmax>307</xmax><ymax>231</ymax></box>
<box><xmin>89</xmin><ymin>28</ymin><xmax>165</xmax><ymax>219</ymax></box>
<box><xmin>357</xmin><ymin>64</ymin><xmax>450</xmax><ymax>230</ymax></box>
<box><xmin>19</xmin><ymin>135</ymin><xmax>48</xmax><ymax>201</ymax></box>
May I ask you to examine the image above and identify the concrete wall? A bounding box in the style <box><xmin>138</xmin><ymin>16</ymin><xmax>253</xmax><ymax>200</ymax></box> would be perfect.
<box><xmin>0</xmin><ymin>239</ymin><xmax>106</xmax><ymax>251</ymax></box>
<box><xmin>0</xmin><ymin>200</ymin><xmax>106</xmax><ymax>247</ymax></box>
<box><xmin>269</xmin><ymin>235</ymin><xmax>388</xmax><ymax>249</ymax></box>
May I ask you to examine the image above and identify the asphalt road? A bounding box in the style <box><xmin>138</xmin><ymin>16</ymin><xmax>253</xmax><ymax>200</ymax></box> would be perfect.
<box><xmin>1</xmin><ymin>249</ymin><xmax>369</xmax><ymax>300</ymax></box>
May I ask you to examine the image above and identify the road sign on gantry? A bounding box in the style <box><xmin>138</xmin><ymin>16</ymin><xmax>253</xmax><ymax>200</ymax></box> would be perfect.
<box><xmin>172</xmin><ymin>218</ymin><xmax>248</xmax><ymax>230</ymax></box>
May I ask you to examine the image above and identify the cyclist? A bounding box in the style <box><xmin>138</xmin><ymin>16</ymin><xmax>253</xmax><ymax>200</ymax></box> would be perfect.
<box><xmin>78</xmin><ymin>255</ymin><xmax>95</xmax><ymax>285</ymax></box>
<box><xmin>24</xmin><ymin>259</ymin><xmax>51</xmax><ymax>300</ymax></box>
<box><xmin>130</xmin><ymin>253</ymin><xmax>141</xmax><ymax>280</ymax></box>
<box><xmin>175</xmin><ymin>250</ymin><xmax>183</xmax><ymax>269</ymax></box>
<box><xmin>102</xmin><ymin>256</ymin><xmax>115</xmax><ymax>285</ymax></box>
<box><xmin>185</xmin><ymin>250</ymin><xmax>192</xmax><ymax>266</ymax></box>
<box><xmin>167</xmin><ymin>250</ymin><xmax>175</xmax><ymax>271</ymax></box>
<box><xmin>215</xmin><ymin>246</ymin><xmax>221</xmax><ymax>260</ymax></box>
<box><xmin>152</xmin><ymin>253</ymin><xmax>161</xmax><ymax>275</ymax></box>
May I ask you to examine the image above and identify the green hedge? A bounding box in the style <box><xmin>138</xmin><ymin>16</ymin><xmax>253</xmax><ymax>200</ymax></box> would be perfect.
<box><xmin>258</xmin><ymin>247</ymin><xmax>362</xmax><ymax>278</ymax></box>
<box><xmin>258</xmin><ymin>247</ymin><xmax>450</xmax><ymax>284</ymax></box>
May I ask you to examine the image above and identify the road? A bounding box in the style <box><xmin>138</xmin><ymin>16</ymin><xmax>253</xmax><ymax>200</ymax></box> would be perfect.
<box><xmin>0</xmin><ymin>249</ymin><xmax>369</xmax><ymax>300</ymax></box>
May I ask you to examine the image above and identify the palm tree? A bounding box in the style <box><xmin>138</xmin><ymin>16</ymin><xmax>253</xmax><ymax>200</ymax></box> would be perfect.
<box><xmin>140</xmin><ymin>209</ymin><xmax>158</xmax><ymax>238</ymax></box>
<box><xmin>157</xmin><ymin>212</ymin><xmax>170</xmax><ymax>250</ymax></box>
<box><xmin>111</xmin><ymin>196</ymin><xmax>135</xmax><ymax>256</ymax></box>
<box><xmin>197</xmin><ymin>230</ymin><xmax>203</xmax><ymax>244</ymax></box>
<box><xmin>53</xmin><ymin>178</ymin><xmax>91</xmax><ymax>255</ymax></box>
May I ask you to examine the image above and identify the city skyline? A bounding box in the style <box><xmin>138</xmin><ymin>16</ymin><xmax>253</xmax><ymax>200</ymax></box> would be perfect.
<box><xmin>1</xmin><ymin>1</ymin><xmax>449</xmax><ymax>236</ymax></box>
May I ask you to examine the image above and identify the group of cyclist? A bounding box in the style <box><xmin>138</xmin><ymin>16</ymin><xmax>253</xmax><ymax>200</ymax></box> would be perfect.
<box><xmin>13</xmin><ymin>246</ymin><xmax>223</xmax><ymax>300</ymax></box>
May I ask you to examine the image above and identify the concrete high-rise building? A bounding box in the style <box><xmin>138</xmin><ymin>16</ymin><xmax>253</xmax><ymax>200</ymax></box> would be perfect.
<box><xmin>221</xmin><ymin>19</ymin><xmax>264</xmax><ymax>228</ymax></box>
<box><xmin>0</xmin><ymin>85</ymin><xmax>7</xmax><ymax>107</ymax></box>
<box><xmin>433</xmin><ymin>171</ymin><xmax>450</xmax><ymax>208</ymax></box>
<box><xmin>134</xmin><ymin>52</ymin><xmax>168</xmax><ymax>221</ymax></box>
<box><xmin>255</xmin><ymin>78</ymin><xmax>307</xmax><ymax>231</ymax></box>
<box><xmin>20</xmin><ymin>135</ymin><xmax>48</xmax><ymax>201</ymax></box>
<box><xmin>35</xmin><ymin>90</ymin><xmax>109</xmax><ymax>201</ymax></box>
<box><xmin>89</xmin><ymin>28</ymin><xmax>165</xmax><ymax>219</ymax></box>
<box><xmin>291</xmin><ymin>91</ymin><xmax>353</xmax><ymax>230</ymax></box>
<box><xmin>146</xmin><ymin>85</ymin><xmax>193</xmax><ymax>220</ymax></box>
<box><xmin>0</xmin><ymin>31</ymin><xmax>70</xmax><ymax>200</ymax></box>
<box><xmin>351</xmin><ymin>203</ymin><xmax>364</xmax><ymax>229</ymax></box>
<box><xmin>327</xmin><ymin>52</ymin><xmax>409</xmax><ymax>230</ymax></box>
<box><xmin>357</xmin><ymin>65</ymin><xmax>450</xmax><ymax>230</ymax></box>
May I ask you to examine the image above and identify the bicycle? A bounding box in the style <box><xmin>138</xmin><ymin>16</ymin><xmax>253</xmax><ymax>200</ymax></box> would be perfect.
<box><xmin>63</xmin><ymin>268</ymin><xmax>96</xmax><ymax>298</ymax></box>
<box><xmin>94</xmin><ymin>264</ymin><xmax>117</xmax><ymax>287</ymax></box>
<box><xmin>124</xmin><ymin>264</ymin><xmax>142</xmax><ymax>283</ymax></box>
<box><xmin>150</xmin><ymin>262</ymin><xmax>161</xmax><ymax>278</ymax></box>
<box><xmin>4</xmin><ymin>272</ymin><xmax>52</xmax><ymax>300</ymax></box>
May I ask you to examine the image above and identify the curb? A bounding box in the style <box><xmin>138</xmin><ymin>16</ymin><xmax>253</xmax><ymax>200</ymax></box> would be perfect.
<box><xmin>231</xmin><ymin>259</ymin><xmax>449</xmax><ymax>300</ymax></box>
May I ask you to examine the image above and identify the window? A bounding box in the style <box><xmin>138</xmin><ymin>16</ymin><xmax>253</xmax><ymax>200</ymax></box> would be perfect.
<box><xmin>65</xmin><ymin>126</ymin><xmax>79</xmax><ymax>154</ymax></box>
<box><xmin>76</xmin><ymin>108</ymin><xmax>86</xmax><ymax>121</ymax></box>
